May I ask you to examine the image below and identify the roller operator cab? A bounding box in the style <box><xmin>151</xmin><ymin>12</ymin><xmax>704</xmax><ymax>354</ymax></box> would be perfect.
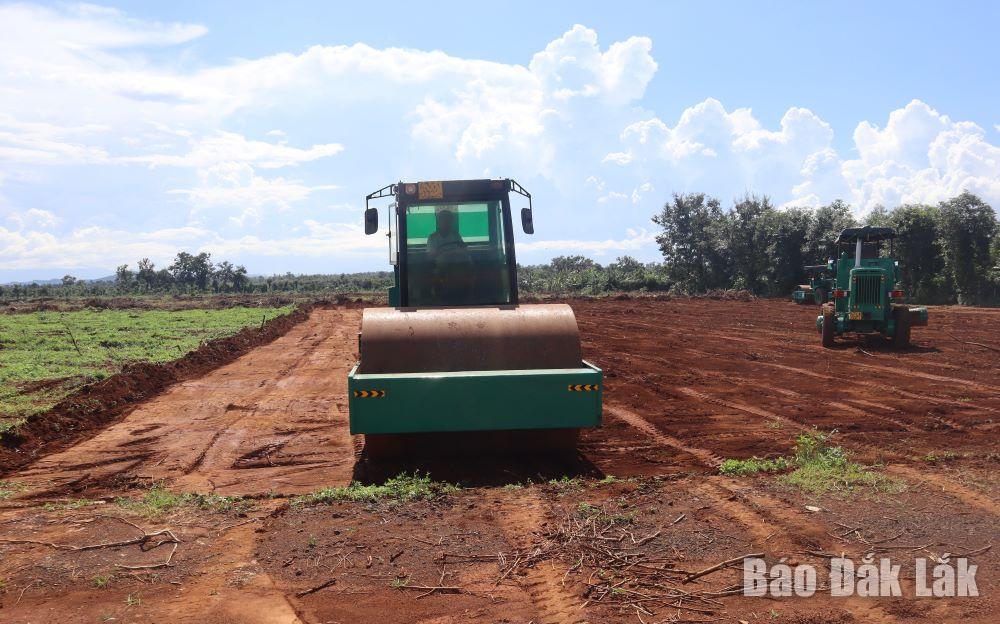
<box><xmin>816</xmin><ymin>226</ymin><xmax>928</xmax><ymax>348</ymax></box>
<box><xmin>348</xmin><ymin>179</ymin><xmax>602</xmax><ymax>455</ymax></box>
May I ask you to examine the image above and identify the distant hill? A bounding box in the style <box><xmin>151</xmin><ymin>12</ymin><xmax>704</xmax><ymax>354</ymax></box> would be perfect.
<box><xmin>1</xmin><ymin>275</ymin><xmax>114</xmax><ymax>287</ymax></box>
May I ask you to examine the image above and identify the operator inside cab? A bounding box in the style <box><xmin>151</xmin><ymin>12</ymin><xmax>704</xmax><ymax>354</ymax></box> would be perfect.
<box><xmin>427</xmin><ymin>209</ymin><xmax>472</xmax><ymax>303</ymax></box>
<box><xmin>427</xmin><ymin>210</ymin><xmax>467</xmax><ymax>261</ymax></box>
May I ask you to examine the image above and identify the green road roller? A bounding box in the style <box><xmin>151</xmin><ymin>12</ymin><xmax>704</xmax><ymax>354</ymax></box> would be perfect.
<box><xmin>348</xmin><ymin>179</ymin><xmax>602</xmax><ymax>456</ymax></box>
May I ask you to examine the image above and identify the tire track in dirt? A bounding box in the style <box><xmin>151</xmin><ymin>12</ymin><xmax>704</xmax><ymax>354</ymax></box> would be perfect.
<box><xmin>853</xmin><ymin>363</ymin><xmax>1000</xmax><ymax>392</ymax></box>
<box><xmin>168</xmin><ymin>513</ymin><xmax>307</xmax><ymax>624</ymax></box>
<box><xmin>826</xmin><ymin>400</ymin><xmax>916</xmax><ymax>432</ymax></box>
<box><xmin>608</xmin><ymin>400</ymin><xmax>825</xmax><ymax>548</ymax></box>
<box><xmin>12</xmin><ymin>308</ymin><xmax>361</xmax><ymax>500</ymax></box>
<box><xmin>608</xmin><ymin>349</ymin><xmax>921</xmax><ymax>434</ymax></box>
<box><xmin>757</xmin><ymin>361</ymin><xmax>1000</xmax><ymax>413</ymax></box>
<box><xmin>669</xmin><ymin>388</ymin><xmax>1000</xmax><ymax>516</ymax></box>
<box><xmin>587</xmin><ymin>309</ymin><xmax>982</xmax><ymax>387</ymax></box>
<box><xmin>604</xmin><ymin>405</ymin><xmax>724</xmax><ymax>468</ymax></box>
<box><xmin>619</xmin><ymin>388</ymin><xmax>1000</xmax><ymax>536</ymax></box>
<box><xmin>628</xmin><ymin>334</ymin><xmax>1000</xmax><ymax>430</ymax></box>
<box><xmin>177</xmin><ymin>328</ymin><xmax>336</xmax><ymax>482</ymax></box>
<box><xmin>495</xmin><ymin>490</ymin><xmax>585</xmax><ymax>624</ymax></box>
<box><xmin>607</xmin><ymin>404</ymin><xmax>903</xmax><ymax>623</ymax></box>
<box><xmin>675</xmin><ymin>387</ymin><xmax>807</xmax><ymax>431</ymax></box>
<box><xmin>681</xmin><ymin>350</ymin><xmax>998</xmax><ymax>432</ymax></box>
<box><xmin>885</xmin><ymin>465</ymin><xmax>1000</xmax><ymax>516</ymax></box>
<box><xmin>587</xmin><ymin>299</ymin><xmax>1000</xmax><ymax>522</ymax></box>
<box><xmin>710</xmin><ymin>326</ymin><xmax>974</xmax><ymax>371</ymax></box>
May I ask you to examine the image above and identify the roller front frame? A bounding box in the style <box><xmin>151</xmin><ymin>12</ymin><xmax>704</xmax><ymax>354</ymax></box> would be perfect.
<box><xmin>348</xmin><ymin>361</ymin><xmax>603</xmax><ymax>435</ymax></box>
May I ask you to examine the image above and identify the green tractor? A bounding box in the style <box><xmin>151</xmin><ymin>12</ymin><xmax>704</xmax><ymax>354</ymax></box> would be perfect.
<box><xmin>816</xmin><ymin>226</ymin><xmax>928</xmax><ymax>348</ymax></box>
<box><xmin>349</xmin><ymin>179</ymin><xmax>602</xmax><ymax>456</ymax></box>
<box><xmin>792</xmin><ymin>264</ymin><xmax>835</xmax><ymax>305</ymax></box>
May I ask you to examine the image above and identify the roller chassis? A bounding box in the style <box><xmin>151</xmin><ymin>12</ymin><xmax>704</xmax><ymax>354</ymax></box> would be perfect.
<box><xmin>352</xmin><ymin>179</ymin><xmax>603</xmax><ymax>452</ymax></box>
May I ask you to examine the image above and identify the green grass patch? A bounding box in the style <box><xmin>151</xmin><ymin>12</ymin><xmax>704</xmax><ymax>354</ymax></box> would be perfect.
<box><xmin>593</xmin><ymin>474</ymin><xmax>638</xmax><ymax>486</ymax></box>
<box><xmin>779</xmin><ymin>431</ymin><xmax>903</xmax><ymax>497</ymax></box>
<box><xmin>42</xmin><ymin>498</ymin><xmax>102</xmax><ymax>511</ymax></box>
<box><xmin>922</xmin><ymin>450</ymin><xmax>958</xmax><ymax>463</ymax></box>
<box><xmin>575</xmin><ymin>501</ymin><xmax>637</xmax><ymax>525</ymax></box>
<box><xmin>720</xmin><ymin>431</ymin><xmax>903</xmax><ymax>497</ymax></box>
<box><xmin>0</xmin><ymin>418</ymin><xmax>26</xmax><ymax>435</ymax></box>
<box><xmin>0</xmin><ymin>412</ymin><xmax>28</xmax><ymax>435</ymax></box>
<box><xmin>719</xmin><ymin>456</ymin><xmax>790</xmax><ymax>476</ymax></box>
<box><xmin>547</xmin><ymin>475</ymin><xmax>586</xmax><ymax>492</ymax></box>
<box><xmin>0</xmin><ymin>306</ymin><xmax>293</xmax><ymax>420</ymax></box>
<box><xmin>0</xmin><ymin>480</ymin><xmax>26</xmax><ymax>500</ymax></box>
<box><xmin>295</xmin><ymin>473</ymin><xmax>458</xmax><ymax>505</ymax></box>
<box><xmin>114</xmin><ymin>485</ymin><xmax>251</xmax><ymax>517</ymax></box>
<box><xmin>93</xmin><ymin>573</ymin><xmax>113</xmax><ymax>588</ymax></box>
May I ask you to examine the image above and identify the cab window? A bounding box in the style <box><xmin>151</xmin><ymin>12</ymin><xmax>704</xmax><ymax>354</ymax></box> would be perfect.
<box><xmin>404</xmin><ymin>201</ymin><xmax>511</xmax><ymax>306</ymax></box>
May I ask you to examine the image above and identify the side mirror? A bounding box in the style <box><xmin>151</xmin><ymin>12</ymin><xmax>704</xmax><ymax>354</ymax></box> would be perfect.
<box><xmin>520</xmin><ymin>207</ymin><xmax>534</xmax><ymax>235</ymax></box>
<box><xmin>364</xmin><ymin>207</ymin><xmax>378</xmax><ymax>235</ymax></box>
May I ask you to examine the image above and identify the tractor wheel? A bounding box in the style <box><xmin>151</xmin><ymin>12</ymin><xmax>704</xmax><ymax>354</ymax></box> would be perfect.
<box><xmin>892</xmin><ymin>306</ymin><xmax>911</xmax><ymax>348</ymax></box>
<box><xmin>821</xmin><ymin>306</ymin><xmax>836</xmax><ymax>348</ymax></box>
<box><xmin>814</xmin><ymin>288</ymin><xmax>827</xmax><ymax>305</ymax></box>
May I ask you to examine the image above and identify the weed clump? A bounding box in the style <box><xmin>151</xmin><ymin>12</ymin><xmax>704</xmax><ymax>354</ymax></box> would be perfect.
<box><xmin>0</xmin><ymin>480</ymin><xmax>26</xmax><ymax>500</ymax></box>
<box><xmin>0</xmin><ymin>419</ymin><xmax>25</xmax><ymax>436</ymax></box>
<box><xmin>42</xmin><ymin>498</ymin><xmax>101</xmax><ymax>511</ymax></box>
<box><xmin>922</xmin><ymin>450</ymin><xmax>958</xmax><ymax>463</ymax></box>
<box><xmin>780</xmin><ymin>431</ymin><xmax>903</xmax><ymax>496</ymax></box>
<box><xmin>296</xmin><ymin>473</ymin><xmax>458</xmax><ymax>505</ymax></box>
<box><xmin>547</xmin><ymin>475</ymin><xmax>585</xmax><ymax>492</ymax></box>
<box><xmin>93</xmin><ymin>573</ymin><xmax>113</xmax><ymax>588</ymax></box>
<box><xmin>719</xmin><ymin>431</ymin><xmax>903</xmax><ymax>497</ymax></box>
<box><xmin>576</xmin><ymin>501</ymin><xmax>637</xmax><ymax>525</ymax></box>
<box><xmin>719</xmin><ymin>457</ymin><xmax>789</xmax><ymax>476</ymax></box>
<box><xmin>115</xmin><ymin>485</ymin><xmax>250</xmax><ymax>517</ymax></box>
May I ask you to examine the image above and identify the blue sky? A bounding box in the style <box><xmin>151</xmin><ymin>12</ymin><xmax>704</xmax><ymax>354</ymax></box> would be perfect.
<box><xmin>1</xmin><ymin>1</ymin><xmax>998</xmax><ymax>281</ymax></box>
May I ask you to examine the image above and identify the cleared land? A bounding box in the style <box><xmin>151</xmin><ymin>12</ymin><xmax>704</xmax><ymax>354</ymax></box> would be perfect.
<box><xmin>0</xmin><ymin>298</ymin><xmax>997</xmax><ymax>623</ymax></box>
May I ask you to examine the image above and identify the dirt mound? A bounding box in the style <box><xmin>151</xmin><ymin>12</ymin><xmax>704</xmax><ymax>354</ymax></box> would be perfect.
<box><xmin>0</xmin><ymin>305</ymin><xmax>311</xmax><ymax>476</ymax></box>
<box><xmin>695</xmin><ymin>288</ymin><xmax>757</xmax><ymax>301</ymax></box>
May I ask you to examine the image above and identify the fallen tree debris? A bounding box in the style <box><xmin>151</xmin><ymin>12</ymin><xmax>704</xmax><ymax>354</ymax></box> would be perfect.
<box><xmin>495</xmin><ymin>504</ymin><xmax>760</xmax><ymax>618</ymax></box>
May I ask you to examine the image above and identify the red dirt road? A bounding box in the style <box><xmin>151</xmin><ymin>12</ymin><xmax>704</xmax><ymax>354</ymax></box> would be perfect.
<box><xmin>9</xmin><ymin>307</ymin><xmax>360</xmax><ymax>498</ymax></box>
<box><xmin>0</xmin><ymin>299</ymin><xmax>997</xmax><ymax>623</ymax></box>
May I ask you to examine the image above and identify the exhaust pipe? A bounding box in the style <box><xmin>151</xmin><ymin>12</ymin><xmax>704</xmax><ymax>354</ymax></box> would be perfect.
<box><xmin>854</xmin><ymin>239</ymin><xmax>862</xmax><ymax>268</ymax></box>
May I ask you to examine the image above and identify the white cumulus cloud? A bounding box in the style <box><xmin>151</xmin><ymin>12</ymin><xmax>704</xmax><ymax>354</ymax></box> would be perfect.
<box><xmin>0</xmin><ymin>4</ymin><xmax>996</xmax><ymax>277</ymax></box>
<box><xmin>605</xmin><ymin>98</ymin><xmax>1000</xmax><ymax>213</ymax></box>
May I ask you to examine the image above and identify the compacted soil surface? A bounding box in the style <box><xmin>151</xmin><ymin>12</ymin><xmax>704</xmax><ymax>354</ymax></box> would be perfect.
<box><xmin>0</xmin><ymin>299</ymin><xmax>997</xmax><ymax>623</ymax></box>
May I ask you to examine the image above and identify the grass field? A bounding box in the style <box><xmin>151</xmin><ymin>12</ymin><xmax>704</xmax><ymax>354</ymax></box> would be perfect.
<box><xmin>0</xmin><ymin>306</ymin><xmax>293</xmax><ymax>431</ymax></box>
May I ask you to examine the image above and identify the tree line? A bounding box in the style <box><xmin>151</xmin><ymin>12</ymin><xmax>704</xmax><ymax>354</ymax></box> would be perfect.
<box><xmin>517</xmin><ymin>191</ymin><xmax>999</xmax><ymax>306</ymax></box>
<box><xmin>2</xmin><ymin>191</ymin><xmax>997</xmax><ymax>305</ymax></box>
<box><xmin>111</xmin><ymin>252</ymin><xmax>250</xmax><ymax>293</ymax></box>
<box><xmin>0</xmin><ymin>251</ymin><xmax>394</xmax><ymax>299</ymax></box>
<box><xmin>648</xmin><ymin>190</ymin><xmax>999</xmax><ymax>305</ymax></box>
